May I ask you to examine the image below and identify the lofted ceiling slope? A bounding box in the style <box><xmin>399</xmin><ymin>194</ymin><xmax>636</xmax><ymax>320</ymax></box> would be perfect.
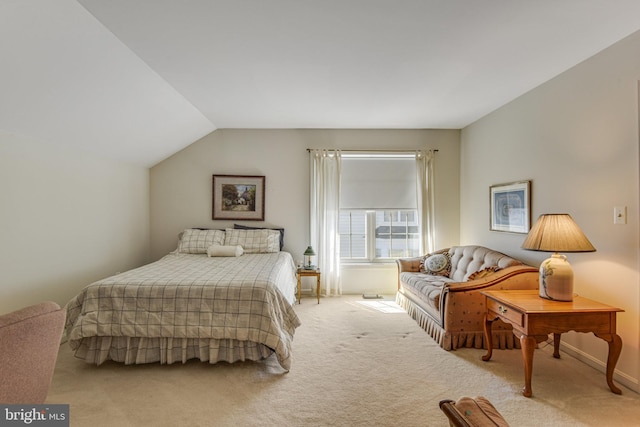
<box><xmin>2</xmin><ymin>1</ymin><xmax>640</xmax><ymax>166</ymax></box>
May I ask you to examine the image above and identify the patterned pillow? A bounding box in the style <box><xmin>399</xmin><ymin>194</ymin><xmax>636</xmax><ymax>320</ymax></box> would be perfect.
<box><xmin>467</xmin><ymin>266</ymin><xmax>500</xmax><ymax>281</ymax></box>
<box><xmin>234</xmin><ymin>224</ymin><xmax>285</xmax><ymax>250</ymax></box>
<box><xmin>420</xmin><ymin>253</ymin><xmax>451</xmax><ymax>277</ymax></box>
<box><xmin>177</xmin><ymin>229</ymin><xmax>225</xmax><ymax>254</ymax></box>
<box><xmin>224</xmin><ymin>228</ymin><xmax>280</xmax><ymax>253</ymax></box>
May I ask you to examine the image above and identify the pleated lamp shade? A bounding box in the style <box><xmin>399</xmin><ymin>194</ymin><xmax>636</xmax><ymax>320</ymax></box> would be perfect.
<box><xmin>522</xmin><ymin>214</ymin><xmax>595</xmax><ymax>301</ymax></box>
<box><xmin>522</xmin><ymin>214</ymin><xmax>595</xmax><ymax>252</ymax></box>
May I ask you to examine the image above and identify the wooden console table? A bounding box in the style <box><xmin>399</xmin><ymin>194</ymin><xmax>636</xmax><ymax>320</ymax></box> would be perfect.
<box><xmin>481</xmin><ymin>290</ymin><xmax>623</xmax><ymax>397</ymax></box>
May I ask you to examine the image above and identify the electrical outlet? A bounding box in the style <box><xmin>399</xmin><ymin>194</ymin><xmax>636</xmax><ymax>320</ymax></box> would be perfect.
<box><xmin>614</xmin><ymin>206</ymin><xmax>627</xmax><ymax>225</ymax></box>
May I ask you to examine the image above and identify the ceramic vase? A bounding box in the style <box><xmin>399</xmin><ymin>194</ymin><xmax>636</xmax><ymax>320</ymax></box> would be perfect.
<box><xmin>539</xmin><ymin>253</ymin><xmax>574</xmax><ymax>301</ymax></box>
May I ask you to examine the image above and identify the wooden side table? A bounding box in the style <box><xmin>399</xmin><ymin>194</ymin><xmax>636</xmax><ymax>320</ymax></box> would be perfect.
<box><xmin>481</xmin><ymin>289</ymin><xmax>624</xmax><ymax>397</ymax></box>
<box><xmin>296</xmin><ymin>268</ymin><xmax>321</xmax><ymax>304</ymax></box>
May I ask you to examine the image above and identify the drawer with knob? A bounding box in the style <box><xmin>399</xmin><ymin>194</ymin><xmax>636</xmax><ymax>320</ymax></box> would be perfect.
<box><xmin>486</xmin><ymin>298</ymin><xmax>524</xmax><ymax>327</ymax></box>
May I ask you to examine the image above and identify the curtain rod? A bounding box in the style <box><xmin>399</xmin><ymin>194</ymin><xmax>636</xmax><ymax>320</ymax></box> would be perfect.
<box><xmin>306</xmin><ymin>148</ymin><xmax>438</xmax><ymax>152</ymax></box>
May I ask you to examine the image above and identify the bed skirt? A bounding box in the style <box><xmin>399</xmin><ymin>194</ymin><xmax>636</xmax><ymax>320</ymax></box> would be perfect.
<box><xmin>395</xmin><ymin>292</ymin><xmax>520</xmax><ymax>351</ymax></box>
<box><xmin>71</xmin><ymin>336</ymin><xmax>276</xmax><ymax>367</ymax></box>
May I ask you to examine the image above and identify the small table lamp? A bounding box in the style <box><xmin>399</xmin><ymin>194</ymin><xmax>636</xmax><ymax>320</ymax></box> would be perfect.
<box><xmin>303</xmin><ymin>246</ymin><xmax>316</xmax><ymax>270</ymax></box>
<box><xmin>521</xmin><ymin>213</ymin><xmax>595</xmax><ymax>301</ymax></box>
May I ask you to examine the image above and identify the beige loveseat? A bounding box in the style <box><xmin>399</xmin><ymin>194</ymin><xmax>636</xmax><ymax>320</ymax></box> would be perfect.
<box><xmin>396</xmin><ymin>245</ymin><xmax>538</xmax><ymax>350</ymax></box>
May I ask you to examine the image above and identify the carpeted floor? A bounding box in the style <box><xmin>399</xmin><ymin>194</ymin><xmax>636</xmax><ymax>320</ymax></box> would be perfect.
<box><xmin>47</xmin><ymin>295</ymin><xmax>640</xmax><ymax>426</ymax></box>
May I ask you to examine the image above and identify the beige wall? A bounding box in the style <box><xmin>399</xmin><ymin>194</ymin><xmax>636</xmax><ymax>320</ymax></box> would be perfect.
<box><xmin>461</xmin><ymin>31</ymin><xmax>640</xmax><ymax>391</ymax></box>
<box><xmin>150</xmin><ymin>128</ymin><xmax>460</xmax><ymax>294</ymax></box>
<box><xmin>0</xmin><ymin>130</ymin><xmax>150</xmax><ymax>313</ymax></box>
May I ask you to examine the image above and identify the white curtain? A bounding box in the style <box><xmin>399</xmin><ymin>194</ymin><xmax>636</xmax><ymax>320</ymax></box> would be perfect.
<box><xmin>310</xmin><ymin>149</ymin><xmax>342</xmax><ymax>296</ymax></box>
<box><xmin>416</xmin><ymin>150</ymin><xmax>436</xmax><ymax>255</ymax></box>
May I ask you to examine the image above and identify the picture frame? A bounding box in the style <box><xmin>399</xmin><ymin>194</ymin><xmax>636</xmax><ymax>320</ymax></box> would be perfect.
<box><xmin>490</xmin><ymin>181</ymin><xmax>531</xmax><ymax>234</ymax></box>
<box><xmin>212</xmin><ymin>175</ymin><xmax>265</xmax><ymax>221</ymax></box>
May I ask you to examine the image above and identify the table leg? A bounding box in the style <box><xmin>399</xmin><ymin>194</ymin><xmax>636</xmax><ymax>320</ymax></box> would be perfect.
<box><xmin>553</xmin><ymin>333</ymin><xmax>561</xmax><ymax>359</ymax></box>
<box><xmin>521</xmin><ymin>335</ymin><xmax>537</xmax><ymax>398</ymax></box>
<box><xmin>316</xmin><ymin>275</ymin><xmax>320</xmax><ymax>304</ymax></box>
<box><xmin>595</xmin><ymin>332</ymin><xmax>623</xmax><ymax>394</ymax></box>
<box><xmin>481</xmin><ymin>314</ymin><xmax>494</xmax><ymax>362</ymax></box>
<box><xmin>297</xmin><ymin>275</ymin><xmax>301</xmax><ymax>304</ymax></box>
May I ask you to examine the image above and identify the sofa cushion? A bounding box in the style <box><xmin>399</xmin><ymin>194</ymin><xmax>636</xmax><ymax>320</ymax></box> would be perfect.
<box><xmin>420</xmin><ymin>253</ymin><xmax>452</xmax><ymax>277</ymax></box>
<box><xmin>400</xmin><ymin>272</ymin><xmax>454</xmax><ymax>317</ymax></box>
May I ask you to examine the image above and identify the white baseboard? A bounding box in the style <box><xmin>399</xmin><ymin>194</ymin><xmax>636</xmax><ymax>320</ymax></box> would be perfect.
<box><xmin>560</xmin><ymin>340</ymin><xmax>639</xmax><ymax>394</ymax></box>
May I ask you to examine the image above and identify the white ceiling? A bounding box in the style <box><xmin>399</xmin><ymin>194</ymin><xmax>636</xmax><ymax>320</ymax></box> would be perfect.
<box><xmin>3</xmin><ymin>1</ymin><xmax>640</xmax><ymax>166</ymax></box>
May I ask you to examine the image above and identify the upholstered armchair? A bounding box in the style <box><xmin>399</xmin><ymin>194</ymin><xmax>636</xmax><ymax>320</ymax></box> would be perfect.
<box><xmin>0</xmin><ymin>301</ymin><xmax>66</xmax><ymax>404</ymax></box>
<box><xmin>439</xmin><ymin>397</ymin><xmax>510</xmax><ymax>427</ymax></box>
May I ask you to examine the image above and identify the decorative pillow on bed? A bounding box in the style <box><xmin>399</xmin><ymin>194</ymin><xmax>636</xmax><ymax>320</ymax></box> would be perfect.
<box><xmin>207</xmin><ymin>245</ymin><xmax>244</xmax><ymax>257</ymax></box>
<box><xmin>224</xmin><ymin>228</ymin><xmax>280</xmax><ymax>253</ymax></box>
<box><xmin>177</xmin><ymin>229</ymin><xmax>225</xmax><ymax>254</ymax></box>
<box><xmin>420</xmin><ymin>253</ymin><xmax>451</xmax><ymax>277</ymax></box>
<box><xmin>234</xmin><ymin>224</ymin><xmax>285</xmax><ymax>250</ymax></box>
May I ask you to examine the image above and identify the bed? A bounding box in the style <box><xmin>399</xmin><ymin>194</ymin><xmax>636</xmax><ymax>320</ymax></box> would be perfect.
<box><xmin>64</xmin><ymin>228</ymin><xmax>301</xmax><ymax>370</ymax></box>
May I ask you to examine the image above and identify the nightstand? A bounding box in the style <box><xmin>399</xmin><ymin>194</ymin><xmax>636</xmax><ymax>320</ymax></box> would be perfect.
<box><xmin>296</xmin><ymin>268</ymin><xmax>321</xmax><ymax>304</ymax></box>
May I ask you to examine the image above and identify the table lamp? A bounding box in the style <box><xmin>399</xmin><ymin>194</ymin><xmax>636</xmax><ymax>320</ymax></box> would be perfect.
<box><xmin>303</xmin><ymin>246</ymin><xmax>316</xmax><ymax>270</ymax></box>
<box><xmin>521</xmin><ymin>213</ymin><xmax>595</xmax><ymax>301</ymax></box>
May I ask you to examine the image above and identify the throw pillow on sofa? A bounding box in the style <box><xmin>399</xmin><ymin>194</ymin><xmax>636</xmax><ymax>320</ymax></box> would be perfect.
<box><xmin>420</xmin><ymin>253</ymin><xmax>451</xmax><ymax>277</ymax></box>
<box><xmin>467</xmin><ymin>266</ymin><xmax>501</xmax><ymax>280</ymax></box>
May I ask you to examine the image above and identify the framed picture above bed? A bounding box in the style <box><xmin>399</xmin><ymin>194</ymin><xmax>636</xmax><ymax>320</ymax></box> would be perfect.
<box><xmin>212</xmin><ymin>175</ymin><xmax>265</xmax><ymax>221</ymax></box>
<box><xmin>489</xmin><ymin>180</ymin><xmax>531</xmax><ymax>234</ymax></box>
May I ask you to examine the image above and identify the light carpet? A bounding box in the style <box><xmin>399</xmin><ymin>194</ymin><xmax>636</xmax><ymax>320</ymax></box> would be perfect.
<box><xmin>47</xmin><ymin>295</ymin><xmax>640</xmax><ymax>426</ymax></box>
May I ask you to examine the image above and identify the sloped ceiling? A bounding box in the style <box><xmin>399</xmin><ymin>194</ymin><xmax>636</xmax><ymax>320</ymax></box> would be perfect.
<box><xmin>2</xmin><ymin>1</ymin><xmax>640</xmax><ymax>167</ymax></box>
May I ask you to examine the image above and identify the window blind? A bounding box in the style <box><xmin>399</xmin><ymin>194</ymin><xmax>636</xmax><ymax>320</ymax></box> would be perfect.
<box><xmin>340</xmin><ymin>155</ymin><xmax>417</xmax><ymax>210</ymax></box>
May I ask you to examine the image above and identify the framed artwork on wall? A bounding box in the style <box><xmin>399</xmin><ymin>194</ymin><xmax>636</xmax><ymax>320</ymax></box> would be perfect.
<box><xmin>212</xmin><ymin>175</ymin><xmax>265</xmax><ymax>221</ymax></box>
<box><xmin>490</xmin><ymin>180</ymin><xmax>531</xmax><ymax>234</ymax></box>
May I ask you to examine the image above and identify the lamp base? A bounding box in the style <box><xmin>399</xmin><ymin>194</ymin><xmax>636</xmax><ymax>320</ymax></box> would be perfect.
<box><xmin>303</xmin><ymin>265</ymin><xmax>317</xmax><ymax>270</ymax></box>
<box><xmin>539</xmin><ymin>253</ymin><xmax>574</xmax><ymax>301</ymax></box>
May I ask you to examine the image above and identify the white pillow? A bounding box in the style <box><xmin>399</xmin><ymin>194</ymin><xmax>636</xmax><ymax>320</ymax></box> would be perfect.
<box><xmin>224</xmin><ymin>228</ymin><xmax>280</xmax><ymax>253</ymax></box>
<box><xmin>207</xmin><ymin>245</ymin><xmax>244</xmax><ymax>257</ymax></box>
<box><xmin>177</xmin><ymin>229</ymin><xmax>225</xmax><ymax>254</ymax></box>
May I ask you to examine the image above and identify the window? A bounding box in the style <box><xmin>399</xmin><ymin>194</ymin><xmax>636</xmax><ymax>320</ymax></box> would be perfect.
<box><xmin>339</xmin><ymin>210</ymin><xmax>366</xmax><ymax>259</ymax></box>
<box><xmin>340</xmin><ymin>209</ymin><xmax>419</xmax><ymax>261</ymax></box>
<box><xmin>375</xmin><ymin>210</ymin><xmax>419</xmax><ymax>258</ymax></box>
<box><xmin>339</xmin><ymin>153</ymin><xmax>419</xmax><ymax>262</ymax></box>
